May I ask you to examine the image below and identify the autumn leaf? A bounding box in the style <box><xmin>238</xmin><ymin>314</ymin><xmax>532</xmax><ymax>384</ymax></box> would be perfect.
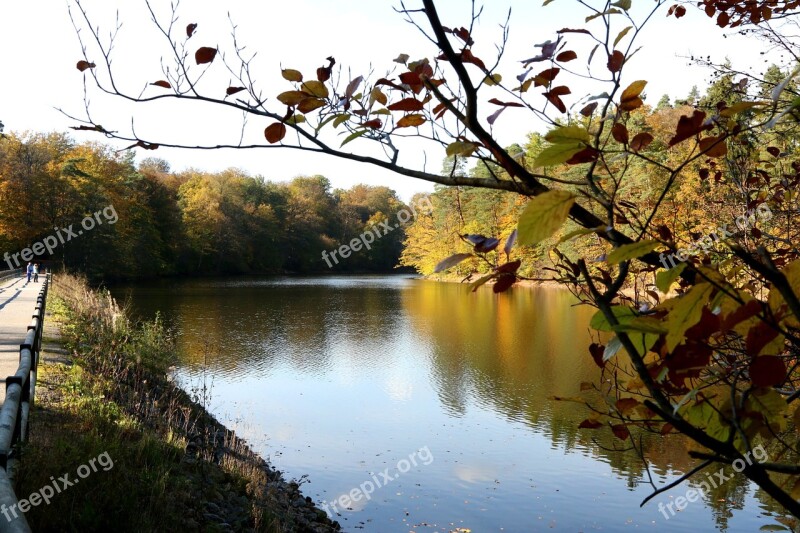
<box><xmin>150</xmin><ymin>80</ymin><xmax>171</xmax><ymax>89</ymax></box>
<box><xmin>282</xmin><ymin>69</ymin><xmax>303</xmax><ymax>82</ymax></box>
<box><xmin>619</xmin><ymin>80</ymin><xmax>647</xmax><ymax>111</ymax></box>
<box><xmin>630</xmin><ymin>132</ymin><xmax>654</xmax><ymax>152</ymax></box>
<box><xmin>611</xmin><ymin>122</ymin><xmax>629</xmax><ymax>144</ymax></box>
<box><xmin>226</xmin><ymin>87</ymin><xmax>246</xmax><ymax>96</ymax></box>
<box><xmin>607</xmin><ymin>240</ymin><xmax>659</xmax><ymax>264</ymax></box>
<box><xmin>396</xmin><ymin>114</ymin><xmax>426</xmax><ymax>128</ymax></box>
<box><xmin>750</xmin><ymin>356</ymin><xmax>787</xmax><ymax>388</ymax></box>
<box><xmin>264</xmin><ymin>122</ymin><xmax>287</xmax><ymax>144</ymax></box>
<box><xmin>517</xmin><ymin>190</ymin><xmax>576</xmax><ymax>245</ymax></box>
<box><xmin>298</xmin><ymin>98</ymin><xmax>326</xmax><ymax>114</ymax></box>
<box><xmin>277</xmin><ymin>91</ymin><xmax>309</xmax><ymax>106</ymax></box>
<box><xmin>388</xmin><ymin>98</ymin><xmax>425</xmax><ymax>112</ymax></box>
<box><xmin>698</xmin><ymin>135</ymin><xmax>728</xmax><ymax>158</ymax></box>
<box><xmin>434</xmin><ymin>253</ymin><xmax>473</xmax><ymax>273</ymax></box>
<box><xmin>607</xmin><ymin>51</ymin><xmax>624</xmax><ymax>73</ymax></box>
<box><xmin>301</xmin><ymin>80</ymin><xmax>329</xmax><ymax>98</ymax></box>
<box><xmin>186</xmin><ymin>23</ymin><xmax>197</xmax><ymax>37</ymax></box>
<box><xmin>195</xmin><ymin>47</ymin><xmax>217</xmax><ymax>65</ymax></box>
<box><xmin>556</xmin><ymin>51</ymin><xmax>577</xmax><ymax>62</ymax></box>
<box><xmin>76</xmin><ymin>60</ymin><xmax>96</xmax><ymax>72</ymax></box>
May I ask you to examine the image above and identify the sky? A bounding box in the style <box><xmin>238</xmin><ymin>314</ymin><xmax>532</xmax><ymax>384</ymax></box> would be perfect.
<box><xmin>0</xmin><ymin>0</ymin><xmax>780</xmax><ymax>201</ymax></box>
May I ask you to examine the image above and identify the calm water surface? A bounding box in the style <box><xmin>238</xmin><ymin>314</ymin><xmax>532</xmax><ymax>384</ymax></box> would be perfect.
<box><xmin>113</xmin><ymin>275</ymin><xmax>791</xmax><ymax>532</ymax></box>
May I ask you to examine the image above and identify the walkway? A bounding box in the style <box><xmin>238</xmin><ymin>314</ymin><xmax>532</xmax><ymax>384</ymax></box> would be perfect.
<box><xmin>0</xmin><ymin>274</ymin><xmax>43</xmax><ymax>405</ymax></box>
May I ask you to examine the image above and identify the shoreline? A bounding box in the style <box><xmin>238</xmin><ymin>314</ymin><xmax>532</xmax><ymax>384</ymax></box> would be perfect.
<box><xmin>421</xmin><ymin>273</ymin><xmax>565</xmax><ymax>290</ymax></box>
<box><xmin>24</xmin><ymin>274</ymin><xmax>340</xmax><ymax>532</ymax></box>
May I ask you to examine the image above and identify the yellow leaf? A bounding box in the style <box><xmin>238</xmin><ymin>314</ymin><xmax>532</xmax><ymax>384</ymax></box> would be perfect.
<box><xmin>666</xmin><ymin>283</ymin><xmax>714</xmax><ymax>351</ymax></box>
<box><xmin>446</xmin><ymin>141</ymin><xmax>478</xmax><ymax>157</ymax></box>
<box><xmin>614</xmin><ymin>26</ymin><xmax>632</xmax><ymax>47</ymax></box>
<box><xmin>333</xmin><ymin>114</ymin><xmax>351</xmax><ymax>128</ymax></box>
<box><xmin>656</xmin><ymin>263</ymin><xmax>687</xmax><ymax>294</ymax></box>
<box><xmin>606</xmin><ymin>239</ymin><xmax>659</xmax><ymax>264</ymax></box>
<box><xmin>532</xmin><ymin>143</ymin><xmax>585</xmax><ymax>167</ymax></box>
<box><xmin>544</xmin><ymin>125</ymin><xmax>591</xmax><ymax>144</ymax></box>
<box><xmin>281</xmin><ymin>69</ymin><xmax>303</xmax><ymax>82</ymax></box>
<box><xmin>619</xmin><ymin>80</ymin><xmax>647</xmax><ymax>111</ymax></box>
<box><xmin>397</xmin><ymin>114</ymin><xmax>426</xmax><ymax>128</ymax></box>
<box><xmin>484</xmin><ymin>73</ymin><xmax>503</xmax><ymax>86</ymax></box>
<box><xmin>370</xmin><ymin>87</ymin><xmax>388</xmax><ymax>107</ymax></box>
<box><xmin>277</xmin><ymin>91</ymin><xmax>309</xmax><ymax>106</ymax></box>
<box><xmin>719</xmin><ymin>101</ymin><xmax>764</xmax><ymax>117</ymax></box>
<box><xmin>517</xmin><ymin>190</ymin><xmax>576</xmax><ymax>246</ymax></box>
<box><xmin>302</xmin><ymin>80</ymin><xmax>329</xmax><ymax>98</ymax></box>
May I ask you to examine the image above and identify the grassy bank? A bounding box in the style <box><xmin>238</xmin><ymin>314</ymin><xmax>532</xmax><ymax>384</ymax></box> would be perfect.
<box><xmin>19</xmin><ymin>274</ymin><xmax>338</xmax><ymax>532</ymax></box>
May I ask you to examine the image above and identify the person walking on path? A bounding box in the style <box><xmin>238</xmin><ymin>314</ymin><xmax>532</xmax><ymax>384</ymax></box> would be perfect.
<box><xmin>26</xmin><ymin>262</ymin><xmax>33</xmax><ymax>282</ymax></box>
<box><xmin>33</xmin><ymin>263</ymin><xmax>39</xmax><ymax>283</ymax></box>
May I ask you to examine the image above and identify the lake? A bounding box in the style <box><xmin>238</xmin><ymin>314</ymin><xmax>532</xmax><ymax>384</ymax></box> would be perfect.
<box><xmin>113</xmin><ymin>275</ymin><xmax>791</xmax><ymax>532</ymax></box>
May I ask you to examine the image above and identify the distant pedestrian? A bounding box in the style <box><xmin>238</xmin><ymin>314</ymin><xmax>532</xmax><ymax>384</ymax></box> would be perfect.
<box><xmin>26</xmin><ymin>262</ymin><xmax>32</xmax><ymax>282</ymax></box>
<box><xmin>33</xmin><ymin>263</ymin><xmax>39</xmax><ymax>283</ymax></box>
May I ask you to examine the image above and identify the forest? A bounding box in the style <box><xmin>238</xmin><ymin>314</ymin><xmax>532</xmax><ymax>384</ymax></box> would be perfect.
<box><xmin>0</xmin><ymin>133</ymin><xmax>408</xmax><ymax>279</ymax></box>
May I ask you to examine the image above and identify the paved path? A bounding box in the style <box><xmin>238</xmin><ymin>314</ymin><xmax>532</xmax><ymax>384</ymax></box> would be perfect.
<box><xmin>0</xmin><ymin>274</ymin><xmax>44</xmax><ymax>397</ymax></box>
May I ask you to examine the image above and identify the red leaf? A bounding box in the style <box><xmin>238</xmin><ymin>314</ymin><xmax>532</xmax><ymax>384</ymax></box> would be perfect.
<box><xmin>496</xmin><ymin>260</ymin><xmax>522</xmax><ymax>274</ymax></box>
<box><xmin>630</xmin><ymin>132</ymin><xmax>654</xmax><ymax>152</ymax></box>
<box><xmin>566</xmin><ymin>147</ymin><xmax>599</xmax><ymax>164</ymax></box>
<box><xmin>150</xmin><ymin>80</ymin><xmax>171</xmax><ymax>89</ymax></box>
<box><xmin>488</xmin><ymin>98</ymin><xmax>525</xmax><ymax>108</ymax></box>
<box><xmin>375</xmin><ymin>78</ymin><xmax>408</xmax><ymax>92</ymax></box>
<box><xmin>611</xmin><ymin>123</ymin><xmax>629</xmax><ymax>145</ymax></box>
<box><xmin>611</xmin><ymin>424</ymin><xmax>630</xmax><ymax>440</ymax></box>
<box><xmin>362</xmin><ymin>119</ymin><xmax>383</xmax><ymax>129</ymax></box>
<box><xmin>493</xmin><ymin>273</ymin><xmax>517</xmax><ymax>293</ymax></box>
<box><xmin>76</xmin><ymin>60</ymin><xmax>96</xmax><ymax>72</ymax></box>
<box><xmin>589</xmin><ymin>343</ymin><xmax>605</xmax><ymax>369</ymax></box>
<box><xmin>461</xmin><ymin>49</ymin><xmax>486</xmax><ymax>70</ymax></box>
<box><xmin>186</xmin><ymin>23</ymin><xmax>197</xmax><ymax>38</ymax></box>
<box><xmin>615</xmin><ymin>398</ymin><xmax>640</xmax><ymax>414</ymax></box>
<box><xmin>669</xmin><ymin>110</ymin><xmax>710</xmax><ymax>146</ymax></box>
<box><xmin>556</xmin><ymin>50</ymin><xmax>577</xmax><ymax>62</ymax></box>
<box><xmin>578</xmin><ymin>419</ymin><xmax>603</xmax><ymax>429</ymax></box>
<box><xmin>675</xmin><ymin>5</ymin><xmax>687</xmax><ymax>18</ymax></box>
<box><xmin>766</xmin><ymin>146</ymin><xmax>780</xmax><ymax>157</ymax></box>
<box><xmin>533</xmin><ymin>67</ymin><xmax>561</xmax><ymax>87</ymax></box>
<box><xmin>264</xmin><ymin>122</ymin><xmax>287</xmax><ymax>144</ymax></box>
<box><xmin>750</xmin><ymin>356</ymin><xmax>787</xmax><ymax>387</ymax></box>
<box><xmin>746</xmin><ymin>321</ymin><xmax>780</xmax><ymax>355</ymax></box>
<box><xmin>607</xmin><ymin>51</ymin><xmax>624</xmax><ymax>73</ymax></box>
<box><xmin>195</xmin><ymin>47</ymin><xmax>217</xmax><ymax>65</ymax></box>
<box><xmin>387</xmin><ymin>98</ymin><xmax>425</xmax><ymax>112</ymax></box>
<box><xmin>580</xmin><ymin>102</ymin><xmax>598</xmax><ymax>117</ymax></box>
<box><xmin>226</xmin><ymin>86</ymin><xmax>246</xmax><ymax>96</ymax></box>
<box><xmin>317</xmin><ymin>56</ymin><xmax>335</xmax><ymax>82</ymax></box>
<box><xmin>717</xmin><ymin>11</ymin><xmax>730</xmax><ymax>27</ymax></box>
<box><xmin>543</xmin><ymin>86</ymin><xmax>571</xmax><ymax>113</ymax></box>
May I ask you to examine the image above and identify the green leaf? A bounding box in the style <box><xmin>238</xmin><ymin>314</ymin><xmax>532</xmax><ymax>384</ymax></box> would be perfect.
<box><xmin>590</xmin><ymin>305</ymin><xmax>637</xmax><ymax>331</ymax></box>
<box><xmin>340</xmin><ymin>129</ymin><xmax>368</xmax><ymax>147</ymax></box>
<box><xmin>585</xmin><ymin>7</ymin><xmax>621</xmax><ymax>22</ymax></box>
<box><xmin>544</xmin><ymin>125</ymin><xmax>591</xmax><ymax>144</ymax></box>
<box><xmin>613</xmin><ymin>26</ymin><xmax>632</xmax><ymax>47</ymax></box>
<box><xmin>333</xmin><ymin>114</ymin><xmax>351</xmax><ymax>128</ymax></box>
<box><xmin>606</xmin><ymin>239</ymin><xmax>659</xmax><ymax>264</ymax></box>
<box><xmin>532</xmin><ymin>143</ymin><xmax>585</xmax><ymax>167</ymax></box>
<box><xmin>612</xmin><ymin>0</ymin><xmax>631</xmax><ymax>11</ymax></box>
<box><xmin>656</xmin><ymin>263</ymin><xmax>687</xmax><ymax>293</ymax></box>
<box><xmin>666</xmin><ymin>283</ymin><xmax>714</xmax><ymax>351</ymax></box>
<box><xmin>517</xmin><ymin>190</ymin><xmax>576</xmax><ymax>245</ymax></box>
<box><xmin>316</xmin><ymin>114</ymin><xmax>340</xmax><ymax>131</ymax></box>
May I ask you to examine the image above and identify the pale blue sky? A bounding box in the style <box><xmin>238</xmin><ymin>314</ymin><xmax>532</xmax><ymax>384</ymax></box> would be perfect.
<box><xmin>0</xmin><ymin>0</ymin><xmax>775</xmax><ymax>200</ymax></box>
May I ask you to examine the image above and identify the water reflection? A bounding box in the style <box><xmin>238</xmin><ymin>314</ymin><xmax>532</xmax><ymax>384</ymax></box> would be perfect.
<box><xmin>113</xmin><ymin>275</ymin><xmax>793</xmax><ymax>532</ymax></box>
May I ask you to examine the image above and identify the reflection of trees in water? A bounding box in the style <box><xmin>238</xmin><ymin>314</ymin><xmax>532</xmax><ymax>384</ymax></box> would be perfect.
<box><xmin>402</xmin><ymin>281</ymin><xmax>793</xmax><ymax>529</ymax></box>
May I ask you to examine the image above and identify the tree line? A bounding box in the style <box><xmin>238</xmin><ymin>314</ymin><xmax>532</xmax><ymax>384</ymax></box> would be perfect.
<box><xmin>0</xmin><ymin>133</ymin><xmax>409</xmax><ymax>280</ymax></box>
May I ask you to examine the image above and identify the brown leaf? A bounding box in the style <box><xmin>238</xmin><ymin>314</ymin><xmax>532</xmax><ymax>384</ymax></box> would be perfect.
<box><xmin>543</xmin><ymin>86</ymin><xmax>570</xmax><ymax>113</ymax></box>
<box><xmin>669</xmin><ymin>110</ymin><xmax>709</xmax><ymax>146</ymax></box>
<box><xmin>493</xmin><ymin>273</ymin><xmax>517</xmax><ymax>293</ymax></box>
<box><xmin>675</xmin><ymin>5</ymin><xmax>687</xmax><ymax>18</ymax></box>
<box><xmin>750</xmin><ymin>356</ymin><xmax>787</xmax><ymax>388</ymax></box>
<box><xmin>607</xmin><ymin>51</ymin><xmax>624</xmax><ymax>73</ymax></box>
<box><xmin>195</xmin><ymin>47</ymin><xmax>217</xmax><ymax>65</ymax></box>
<box><xmin>556</xmin><ymin>50</ymin><xmax>577</xmax><ymax>62</ymax></box>
<box><xmin>396</xmin><ymin>114</ymin><xmax>426</xmax><ymax>128</ymax></box>
<box><xmin>226</xmin><ymin>86</ymin><xmax>246</xmax><ymax>96</ymax></box>
<box><xmin>388</xmin><ymin>98</ymin><xmax>425</xmax><ymax>112</ymax></box>
<box><xmin>487</xmin><ymin>98</ymin><xmax>525</xmax><ymax>108</ymax></box>
<box><xmin>362</xmin><ymin>118</ymin><xmax>383</xmax><ymax>129</ymax></box>
<box><xmin>533</xmin><ymin>67</ymin><xmax>561</xmax><ymax>87</ymax></box>
<box><xmin>566</xmin><ymin>147</ymin><xmax>599</xmax><ymax>164</ymax></box>
<box><xmin>766</xmin><ymin>146</ymin><xmax>780</xmax><ymax>157</ymax></box>
<box><xmin>460</xmin><ymin>49</ymin><xmax>486</xmax><ymax>70</ymax></box>
<box><xmin>150</xmin><ymin>80</ymin><xmax>171</xmax><ymax>89</ymax></box>
<box><xmin>611</xmin><ymin>424</ymin><xmax>630</xmax><ymax>440</ymax></box>
<box><xmin>298</xmin><ymin>97</ymin><xmax>326</xmax><ymax>114</ymax></box>
<box><xmin>186</xmin><ymin>23</ymin><xmax>197</xmax><ymax>38</ymax></box>
<box><xmin>630</xmin><ymin>132</ymin><xmax>654</xmax><ymax>152</ymax></box>
<box><xmin>264</xmin><ymin>122</ymin><xmax>287</xmax><ymax>144</ymax></box>
<box><xmin>698</xmin><ymin>135</ymin><xmax>728</xmax><ymax>158</ymax></box>
<box><xmin>611</xmin><ymin>123</ymin><xmax>629</xmax><ymax>144</ymax></box>
<box><xmin>580</xmin><ymin>102</ymin><xmax>598</xmax><ymax>116</ymax></box>
<box><xmin>717</xmin><ymin>11</ymin><xmax>730</xmax><ymax>27</ymax></box>
<box><xmin>76</xmin><ymin>60</ymin><xmax>96</xmax><ymax>72</ymax></box>
<box><xmin>578</xmin><ymin>419</ymin><xmax>603</xmax><ymax>429</ymax></box>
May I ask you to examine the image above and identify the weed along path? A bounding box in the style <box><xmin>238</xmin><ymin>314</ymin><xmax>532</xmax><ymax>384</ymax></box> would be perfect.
<box><xmin>0</xmin><ymin>274</ymin><xmax>43</xmax><ymax>404</ymax></box>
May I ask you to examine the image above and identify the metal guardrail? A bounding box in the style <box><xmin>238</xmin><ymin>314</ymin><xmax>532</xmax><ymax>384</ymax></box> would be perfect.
<box><xmin>0</xmin><ymin>273</ymin><xmax>50</xmax><ymax>532</ymax></box>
